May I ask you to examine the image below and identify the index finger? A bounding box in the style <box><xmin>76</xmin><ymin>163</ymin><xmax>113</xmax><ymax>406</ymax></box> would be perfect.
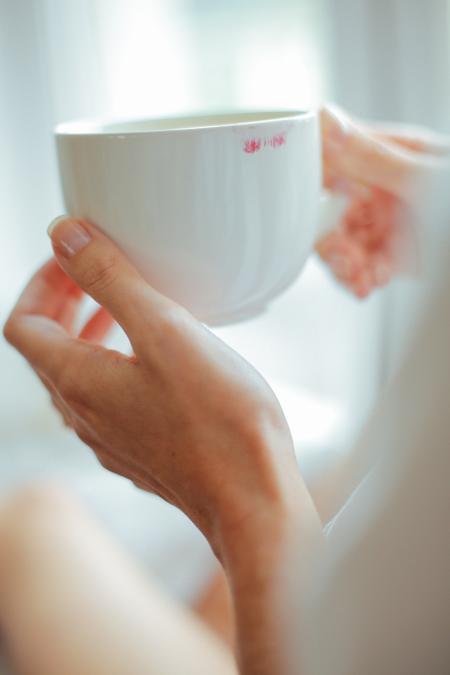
<box><xmin>10</xmin><ymin>258</ymin><xmax>83</xmax><ymax>326</ymax></box>
<box><xmin>4</xmin><ymin>311</ymin><xmax>82</xmax><ymax>387</ymax></box>
<box><xmin>321</xmin><ymin>105</ymin><xmax>440</xmax><ymax>201</ymax></box>
<box><xmin>4</xmin><ymin>260</ymin><xmax>88</xmax><ymax>384</ymax></box>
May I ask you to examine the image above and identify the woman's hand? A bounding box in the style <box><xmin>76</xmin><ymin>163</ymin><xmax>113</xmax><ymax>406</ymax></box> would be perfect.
<box><xmin>318</xmin><ymin>104</ymin><xmax>450</xmax><ymax>298</ymax></box>
<box><xmin>4</xmin><ymin>218</ymin><xmax>303</xmax><ymax>552</ymax></box>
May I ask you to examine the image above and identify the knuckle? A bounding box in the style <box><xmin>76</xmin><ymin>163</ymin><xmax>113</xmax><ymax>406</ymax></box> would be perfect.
<box><xmin>98</xmin><ymin>456</ymin><xmax>114</xmax><ymax>472</ymax></box>
<box><xmin>54</xmin><ymin>347</ymin><xmax>95</xmax><ymax>408</ymax></box>
<box><xmin>81</xmin><ymin>254</ymin><xmax>118</xmax><ymax>295</ymax></box>
<box><xmin>133</xmin><ymin>480</ymin><xmax>148</xmax><ymax>490</ymax></box>
<box><xmin>54</xmin><ymin>358</ymin><xmax>80</xmax><ymax>400</ymax></box>
<box><xmin>96</xmin><ymin>453</ymin><xmax>120</xmax><ymax>475</ymax></box>
<box><xmin>68</xmin><ymin>350</ymin><xmax>110</xmax><ymax>412</ymax></box>
<box><xmin>74</xmin><ymin>427</ymin><xmax>94</xmax><ymax>447</ymax></box>
<box><xmin>2</xmin><ymin>317</ymin><xmax>16</xmax><ymax>345</ymax></box>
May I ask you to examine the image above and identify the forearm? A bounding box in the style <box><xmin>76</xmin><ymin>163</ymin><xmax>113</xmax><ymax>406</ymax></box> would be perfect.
<box><xmin>218</xmin><ymin>483</ymin><xmax>325</xmax><ymax>675</ymax></box>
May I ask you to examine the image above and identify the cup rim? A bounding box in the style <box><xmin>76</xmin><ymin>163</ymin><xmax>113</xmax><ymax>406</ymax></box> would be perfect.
<box><xmin>55</xmin><ymin>108</ymin><xmax>315</xmax><ymax>137</ymax></box>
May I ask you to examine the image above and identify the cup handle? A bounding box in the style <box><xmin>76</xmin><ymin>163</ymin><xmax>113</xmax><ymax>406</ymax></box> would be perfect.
<box><xmin>315</xmin><ymin>190</ymin><xmax>350</xmax><ymax>244</ymax></box>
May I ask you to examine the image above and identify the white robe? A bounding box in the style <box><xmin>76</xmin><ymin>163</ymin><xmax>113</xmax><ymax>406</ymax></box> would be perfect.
<box><xmin>302</xmin><ymin>166</ymin><xmax>450</xmax><ymax>675</ymax></box>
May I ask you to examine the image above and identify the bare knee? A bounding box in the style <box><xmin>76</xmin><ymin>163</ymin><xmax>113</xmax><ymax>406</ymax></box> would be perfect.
<box><xmin>0</xmin><ymin>481</ymin><xmax>82</xmax><ymax>576</ymax></box>
<box><xmin>1</xmin><ymin>481</ymin><xmax>79</xmax><ymax>524</ymax></box>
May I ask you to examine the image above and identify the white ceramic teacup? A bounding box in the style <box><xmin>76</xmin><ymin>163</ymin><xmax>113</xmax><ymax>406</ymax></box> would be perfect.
<box><xmin>56</xmin><ymin>110</ymin><xmax>339</xmax><ymax>324</ymax></box>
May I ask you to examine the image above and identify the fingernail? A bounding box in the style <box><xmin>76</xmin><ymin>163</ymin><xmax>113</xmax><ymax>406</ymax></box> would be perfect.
<box><xmin>47</xmin><ymin>215</ymin><xmax>67</xmax><ymax>236</ymax></box>
<box><xmin>47</xmin><ymin>217</ymin><xmax>92</xmax><ymax>258</ymax></box>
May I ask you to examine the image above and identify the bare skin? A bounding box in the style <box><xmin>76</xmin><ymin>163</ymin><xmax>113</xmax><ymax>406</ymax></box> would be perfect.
<box><xmin>317</xmin><ymin>104</ymin><xmax>450</xmax><ymax>297</ymax></box>
<box><xmin>4</xmin><ymin>218</ymin><xmax>320</xmax><ymax>674</ymax></box>
<box><xmin>194</xmin><ymin>568</ymin><xmax>235</xmax><ymax>647</ymax></box>
<box><xmin>0</xmin><ymin>483</ymin><xmax>236</xmax><ymax>675</ymax></box>
<box><xmin>4</xmin><ymin>106</ymin><xmax>449</xmax><ymax>675</ymax></box>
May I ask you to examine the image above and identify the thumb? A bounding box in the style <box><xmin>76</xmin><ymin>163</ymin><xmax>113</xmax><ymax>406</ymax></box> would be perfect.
<box><xmin>321</xmin><ymin>104</ymin><xmax>438</xmax><ymax>201</ymax></box>
<box><xmin>48</xmin><ymin>217</ymin><xmax>172</xmax><ymax>340</ymax></box>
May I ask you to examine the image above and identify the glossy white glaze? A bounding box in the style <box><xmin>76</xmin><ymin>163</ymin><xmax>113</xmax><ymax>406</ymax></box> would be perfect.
<box><xmin>56</xmin><ymin>110</ymin><xmax>321</xmax><ymax>324</ymax></box>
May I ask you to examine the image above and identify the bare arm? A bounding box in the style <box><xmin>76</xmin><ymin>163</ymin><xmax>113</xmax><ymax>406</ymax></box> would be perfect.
<box><xmin>4</xmin><ymin>218</ymin><xmax>324</xmax><ymax>675</ymax></box>
<box><xmin>218</xmin><ymin>482</ymin><xmax>324</xmax><ymax>675</ymax></box>
<box><xmin>4</xmin><ymin>108</ymin><xmax>449</xmax><ymax>675</ymax></box>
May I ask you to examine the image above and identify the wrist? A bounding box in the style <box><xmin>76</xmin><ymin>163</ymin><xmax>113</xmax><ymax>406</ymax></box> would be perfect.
<box><xmin>215</xmin><ymin>477</ymin><xmax>311</xmax><ymax>578</ymax></box>
<box><xmin>210</xmin><ymin>423</ymin><xmax>315</xmax><ymax>570</ymax></box>
<box><xmin>215</xmin><ymin>483</ymin><xmax>323</xmax><ymax>675</ymax></box>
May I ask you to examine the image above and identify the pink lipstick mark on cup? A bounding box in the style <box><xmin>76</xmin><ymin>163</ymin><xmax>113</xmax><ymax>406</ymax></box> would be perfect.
<box><xmin>242</xmin><ymin>131</ymin><xmax>287</xmax><ymax>153</ymax></box>
<box><xmin>267</xmin><ymin>132</ymin><xmax>286</xmax><ymax>148</ymax></box>
<box><xmin>243</xmin><ymin>138</ymin><xmax>262</xmax><ymax>153</ymax></box>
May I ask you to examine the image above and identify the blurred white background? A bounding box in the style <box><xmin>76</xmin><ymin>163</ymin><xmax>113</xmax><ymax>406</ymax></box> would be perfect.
<box><xmin>1</xmin><ymin>0</ymin><xmax>449</xmax><ymax>600</ymax></box>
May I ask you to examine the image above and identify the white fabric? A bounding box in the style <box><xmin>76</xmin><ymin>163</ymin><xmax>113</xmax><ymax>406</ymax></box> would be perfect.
<box><xmin>301</xmin><ymin>171</ymin><xmax>450</xmax><ymax>675</ymax></box>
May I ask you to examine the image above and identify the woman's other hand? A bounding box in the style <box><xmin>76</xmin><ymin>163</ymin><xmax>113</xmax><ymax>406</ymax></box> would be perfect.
<box><xmin>318</xmin><ymin>104</ymin><xmax>450</xmax><ymax>298</ymax></box>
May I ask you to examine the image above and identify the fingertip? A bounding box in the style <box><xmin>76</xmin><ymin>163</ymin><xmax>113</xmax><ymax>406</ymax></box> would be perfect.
<box><xmin>315</xmin><ymin>230</ymin><xmax>343</xmax><ymax>258</ymax></box>
<box><xmin>373</xmin><ymin>259</ymin><xmax>392</xmax><ymax>287</ymax></box>
<box><xmin>48</xmin><ymin>218</ymin><xmax>93</xmax><ymax>260</ymax></box>
<box><xmin>328</xmin><ymin>254</ymin><xmax>354</xmax><ymax>282</ymax></box>
<box><xmin>47</xmin><ymin>215</ymin><xmax>69</xmax><ymax>237</ymax></box>
<box><xmin>354</xmin><ymin>279</ymin><xmax>372</xmax><ymax>299</ymax></box>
